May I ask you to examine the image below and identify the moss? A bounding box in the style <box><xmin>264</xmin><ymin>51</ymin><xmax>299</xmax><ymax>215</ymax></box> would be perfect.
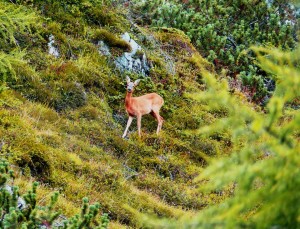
<box><xmin>152</xmin><ymin>27</ymin><xmax>197</xmax><ymax>55</ymax></box>
<box><xmin>133</xmin><ymin>49</ymin><xmax>144</xmax><ymax>59</ymax></box>
<box><xmin>77</xmin><ymin>105</ymin><xmax>100</xmax><ymax>120</ymax></box>
<box><xmin>46</xmin><ymin>21</ymin><xmax>68</xmax><ymax>44</ymax></box>
<box><xmin>50</xmin><ymin>81</ymin><xmax>87</xmax><ymax>112</ymax></box>
<box><xmin>14</xmin><ymin>146</ymin><xmax>52</xmax><ymax>182</ymax></box>
<box><xmin>134</xmin><ymin>174</ymin><xmax>206</xmax><ymax>209</ymax></box>
<box><xmin>147</xmin><ymin>53</ymin><xmax>166</xmax><ymax>69</ymax></box>
<box><xmin>186</xmin><ymin>53</ymin><xmax>214</xmax><ymax>72</ymax></box>
<box><xmin>84</xmin><ymin>6</ymin><xmax>130</xmax><ymax>32</ymax></box>
<box><xmin>92</xmin><ymin>29</ymin><xmax>131</xmax><ymax>52</ymax></box>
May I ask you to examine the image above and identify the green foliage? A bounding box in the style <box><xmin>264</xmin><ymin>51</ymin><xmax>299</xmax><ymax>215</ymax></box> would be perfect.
<box><xmin>1</xmin><ymin>0</ymin><xmax>298</xmax><ymax>228</ymax></box>
<box><xmin>132</xmin><ymin>0</ymin><xmax>298</xmax><ymax>102</ymax></box>
<box><xmin>0</xmin><ymin>1</ymin><xmax>40</xmax><ymax>94</ymax></box>
<box><xmin>239</xmin><ymin>68</ymin><xmax>268</xmax><ymax>102</ymax></box>
<box><xmin>65</xmin><ymin>197</ymin><xmax>109</xmax><ymax>229</ymax></box>
<box><xmin>0</xmin><ymin>1</ymin><xmax>38</xmax><ymax>45</ymax></box>
<box><xmin>0</xmin><ymin>159</ymin><xmax>109</xmax><ymax>228</ymax></box>
<box><xmin>135</xmin><ymin>46</ymin><xmax>300</xmax><ymax>228</ymax></box>
<box><xmin>16</xmin><ymin>0</ymin><xmax>128</xmax><ymax>35</ymax></box>
<box><xmin>51</xmin><ymin>81</ymin><xmax>87</xmax><ymax>112</ymax></box>
<box><xmin>0</xmin><ymin>50</ymin><xmax>27</xmax><ymax>92</ymax></box>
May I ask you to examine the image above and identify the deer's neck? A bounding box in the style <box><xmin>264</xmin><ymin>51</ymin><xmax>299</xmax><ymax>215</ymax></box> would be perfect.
<box><xmin>125</xmin><ymin>91</ymin><xmax>133</xmax><ymax>108</ymax></box>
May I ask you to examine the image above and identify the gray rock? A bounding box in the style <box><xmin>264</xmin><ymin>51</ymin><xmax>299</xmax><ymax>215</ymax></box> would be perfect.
<box><xmin>97</xmin><ymin>32</ymin><xmax>150</xmax><ymax>76</ymax></box>
<box><xmin>98</xmin><ymin>40</ymin><xmax>111</xmax><ymax>56</ymax></box>
<box><xmin>115</xmin><ymin>33</ymin><xmax>150</xmax><ymax>75</ymax></box>
<box><xmin>48</xmin><ymin>35</ymin><xmax>60</xmax><ymax>58</ymax></box>
<box><xmin>3</xmin><ymin>185</ymin><xmax>26</xmax><ymax>210</ymax></box>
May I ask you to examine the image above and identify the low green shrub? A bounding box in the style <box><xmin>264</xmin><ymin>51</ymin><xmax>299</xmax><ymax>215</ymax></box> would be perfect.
<box><xmin>0</xmin><ymin>159</ymin><xmax>109</xmax><ymax>228</ymax></box>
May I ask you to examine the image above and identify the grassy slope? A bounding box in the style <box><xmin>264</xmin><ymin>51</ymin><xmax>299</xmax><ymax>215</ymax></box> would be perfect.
<box><xmin>0</xmin><ymin>1</ymin><xmax>236</xmax><ymax>227</ymax></box>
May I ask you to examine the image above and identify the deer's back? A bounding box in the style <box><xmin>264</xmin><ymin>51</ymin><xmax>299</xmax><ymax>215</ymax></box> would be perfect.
<box><xmin>128</xmin><ymin>93</ymin><xmax>164</xmax><ymax>116</ymax></box>
<box><xmin>137</xmin><ymin>93</ymin><xmax>164</xmax><ymax>105</ymax></box>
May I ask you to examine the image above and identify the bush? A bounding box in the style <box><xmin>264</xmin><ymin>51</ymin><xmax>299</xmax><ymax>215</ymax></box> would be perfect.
<box><xmin>134</xmin><ymin>46</ymin><xmax>300</xmax><ymax>229</ymax></box>
<box><xmin>51</xmin><ymin>81</ymin><xmax>87</xmax><ymax>112</ymax></box>
<box><xmin>0</xmin><ymin>159</ymin><xmax>109</xmax><ymax>228</ymax></box>
<box><xmin>132</xmin><ymin>0</ymin><xmax>298</xmax><ymax>102</ymax></box>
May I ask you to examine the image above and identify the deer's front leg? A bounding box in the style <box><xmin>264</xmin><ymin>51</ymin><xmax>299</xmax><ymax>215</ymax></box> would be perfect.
<box><xmin>137</xmin><ymin>114</ymin><xmax>142</xmax><ymax>137</ymax></box>
<box><xmin>122</xmin><ymin>116</ymin><xmax>133</xmax><ymax>138</ymax></box>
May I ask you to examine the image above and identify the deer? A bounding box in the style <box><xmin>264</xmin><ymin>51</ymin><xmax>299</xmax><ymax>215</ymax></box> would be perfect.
<box><xmin>122</xmin><ymin>76</ymin><xmax>164</xmax><ymax>138</ymax></box>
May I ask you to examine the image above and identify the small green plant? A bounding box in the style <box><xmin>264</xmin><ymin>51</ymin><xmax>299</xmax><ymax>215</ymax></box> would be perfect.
<box><xmin>0</xmin><ymin>159</ymin><xmax>109</xmax><ymax>228</ymax></box>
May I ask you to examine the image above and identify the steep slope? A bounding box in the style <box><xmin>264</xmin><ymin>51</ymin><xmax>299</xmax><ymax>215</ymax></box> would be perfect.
<box><xmin>0</xmin><ymin>0</ymin><xmax>234</xmax><ymax>227</ymax></box>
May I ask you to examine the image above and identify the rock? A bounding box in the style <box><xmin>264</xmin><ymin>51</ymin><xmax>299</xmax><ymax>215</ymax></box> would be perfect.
<box><xmin>3</xmin><ymin>185</ymin><xmax>26</xmax><ymax>210</ymax></box>
<box><xmin>48</xmin><ymin>35</ymin><xmax>60</xmax><ymax>58</ymax></box>
<box><xmin>98</xmin><ymin>40</ymin><xmax>111</xmax><ymax>56</ymax></box>
<box><xmin>115</xmin><ymin>33</ymin><xmax>150</xmax><ymax>75</ymax></box>
<box><xmin>97</xmin><ymin>32</ymin><xmax>150</xmax><ymax>75</ymax></box>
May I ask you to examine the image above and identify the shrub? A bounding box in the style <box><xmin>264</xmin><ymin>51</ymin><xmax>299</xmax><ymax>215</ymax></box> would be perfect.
<box><xmin>134</xmin><ymin>46</ymin><xmax>300</xmax><ymax>229</ymax></box>
<box><xmin>0</xmin><ymin>159</ymin><xmax>109</xmax><ymax>228</ymax></box>
<box><xmin>132</xmin><ymin>0</ymin><xmax>298</xmax><ymax>102</ymax></box>
<box><xmin>0</xmin><ymin>1</ymin><xmax>38</xmax><ymax>45</ymax></box>
<box><xmin>51</xmin><ymin>81</ymin><xmax>87</xmax><ymax>112</ymax></box>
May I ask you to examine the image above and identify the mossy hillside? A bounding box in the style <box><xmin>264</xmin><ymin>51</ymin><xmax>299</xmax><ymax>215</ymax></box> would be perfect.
<box><xmin>0</xmin><ymin>0</ymin><xmax>238</xmax><ymax>227</ymax></box>
<box><xmin>0</xmin><ymin>91</ymin><xmax>194</xmax><ymax>225</ymax></box>
<box><xmin>0</xmin><ymin>160</ymin><xmax>110</xmax><ymax>228</ymax></box>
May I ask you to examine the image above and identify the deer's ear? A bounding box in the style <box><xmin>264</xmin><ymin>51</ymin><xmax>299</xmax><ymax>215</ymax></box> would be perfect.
<box><xmin>134</xmin><ymin>79</ymin><xmax>141</xmax><ymax>86</ymax></box>
<box><xmin>126</xmin><ymin>76</ymin><xmax>131</xmax><ymax>84</ymax></box>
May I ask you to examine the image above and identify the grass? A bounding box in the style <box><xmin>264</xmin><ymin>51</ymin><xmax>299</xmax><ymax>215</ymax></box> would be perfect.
<box><xmin>0</xmin><ymin>1</ymin><xmax>240</xmax><ymax>227</ymax></box>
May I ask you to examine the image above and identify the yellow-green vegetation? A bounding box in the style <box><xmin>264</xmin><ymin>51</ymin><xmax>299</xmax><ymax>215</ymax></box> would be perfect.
<box><xmin>133</xmin><ymin>46</ymin><xmax>300</xmax><ymax>228</ymax></box>
<box><xmin>0</xmin><ymin>0</ymin><xmax>299</xmax><ymax>228</ymax></box>
<box><xmin>92</xmin><ymin>29</ymin><xmax>131</xmax><ymax>52</ymax></box>
<box><xmin>0</xmin><ymin>0</ymin><xmax>231</xmax><ymax>227</ymax></box>
<box><xmin>0</xmin><ymin>160</ymin><xmax>110</xmax><ymax>228</ymax></box>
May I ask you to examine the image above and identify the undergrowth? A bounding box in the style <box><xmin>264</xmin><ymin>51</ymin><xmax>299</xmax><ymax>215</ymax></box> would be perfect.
<box><xmin>1</xmin><ymin>0</ymin><xmax>296</xmax><ymax>228</ymax></box>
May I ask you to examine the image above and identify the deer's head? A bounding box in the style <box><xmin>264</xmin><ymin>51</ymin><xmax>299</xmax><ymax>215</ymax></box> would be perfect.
<box><xmin>126</xmin><ymin>76</ymin><xmax>140</xmax><ymax>93</ymax></box>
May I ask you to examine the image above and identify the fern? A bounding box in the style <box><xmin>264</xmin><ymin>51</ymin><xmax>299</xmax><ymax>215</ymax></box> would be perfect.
<box><xmin>0</xmin><ymin>50</ymin><xmax>28</xmax><ymax>92</ymax></box>
<box><xmin>0</xmin><ymin>1</ymin><xmax>38</xmax><ymax>44</ymax></box>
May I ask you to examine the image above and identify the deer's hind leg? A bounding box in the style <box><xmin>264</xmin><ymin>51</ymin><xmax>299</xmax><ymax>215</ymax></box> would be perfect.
<box><xmin>151</xmin><ymin>110</ymin><xmax>164</xmax><ymax>135</ymax></box>
<box><xmin>137</xmin><ymin>113</ymin><xmax>142</xmax><ymax>137</ymax></box>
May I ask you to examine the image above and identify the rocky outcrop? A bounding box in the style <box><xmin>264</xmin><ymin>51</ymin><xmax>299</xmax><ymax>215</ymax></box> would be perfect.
<box><xmin>98</xmin><ymin>32</ymin><xmax>150</xmax><ymax>76</ymax></box>
<box><xmin>114</xmin><ymin>33</ymin><xmax>150</xmax><ymax>76</ymax></box>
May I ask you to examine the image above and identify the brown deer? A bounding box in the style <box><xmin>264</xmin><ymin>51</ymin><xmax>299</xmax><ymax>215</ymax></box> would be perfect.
<box><xmin>122</xmin><ymin>76</ymin><xmax>164</xmax><ymax>138</ymax></box>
